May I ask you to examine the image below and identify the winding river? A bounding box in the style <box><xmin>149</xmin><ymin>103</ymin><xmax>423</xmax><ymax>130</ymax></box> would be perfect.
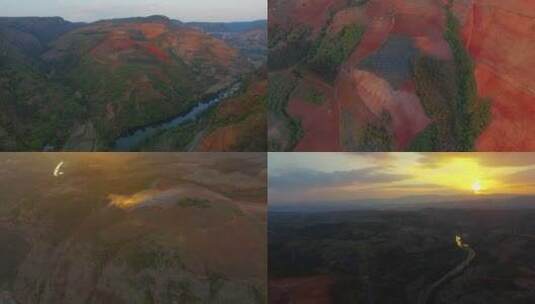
<box><xmin>113</xmin><ymin>83</ymin><xmax>241</xmax><ymax>151</ymax></box>
<box><xmin>417</xmin><ymin>235</ymin><xmax>476</xmax><ymax>304</ymax></box>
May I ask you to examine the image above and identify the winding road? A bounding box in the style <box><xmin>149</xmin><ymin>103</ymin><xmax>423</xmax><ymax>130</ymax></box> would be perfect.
<box><xmin>417</xmin><ymin>235</ymin><xmax>476</xmax><ymax>304</ymax></box>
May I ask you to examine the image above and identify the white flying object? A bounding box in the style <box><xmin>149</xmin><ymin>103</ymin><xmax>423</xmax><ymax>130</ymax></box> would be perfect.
<box><xmin>53</xmin><ymin>161</ymin><xmax>65</xmax><ymax>177</ymax></box>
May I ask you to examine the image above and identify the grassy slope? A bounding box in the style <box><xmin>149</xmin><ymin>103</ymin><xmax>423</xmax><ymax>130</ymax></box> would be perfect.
<box><xmin>268</xmin><ymin>0</ymin><xmax>366</xmax><ymax>150</ymax></box>
<box><xmin>0</xmin><ymin>18</ymin><xmax>248</xmax><ymax>151</ymax></box>
<box><xmin>0</xmin><ymin>155</ymin><xmax>266</xmax><ymax>303</ymax></box>
<box><xmin>267</xmin><ymin>71</ymin><xmax>302</xmax><ymax>151</ymax></box>
<box><xmin>0</xmin><ymin>40</ymin><xmax>85</xmax><ymax>150</ymax></box>
<box><xmin>45</xmin><ymin>24</ymin><xmax>206</xmax><ymax>148</ymax></box>
<box><xmin>308</xmin><ymin>24</ymin><xmax>365</xmax><ymax>83</ymax></box>
<box><xmin>138</xmin><ymin>71</ymin><xmax>267</xmax><ymax>152</ymax></box>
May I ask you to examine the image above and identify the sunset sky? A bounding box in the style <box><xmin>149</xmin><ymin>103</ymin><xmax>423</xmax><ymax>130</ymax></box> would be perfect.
<box><xmin>269</xmin><ymin>153</ymin><xmax>535</xmax><ymax>204</ymax></box>
<box><xmin>0</xmin><ymin>0</ymin><xmax>267</xmax><ymax>22</ymax></box>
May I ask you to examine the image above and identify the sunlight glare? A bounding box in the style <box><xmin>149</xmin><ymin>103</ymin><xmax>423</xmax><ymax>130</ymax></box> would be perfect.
<box><xmin>472</xmin><ymin>181</ymin><xmax>482</xmax><ymax>194</ymax></box>
<box><xmin>411</xmin><ymin>157</ymin><xmax>498</xmax><ymax>194</ymax></box>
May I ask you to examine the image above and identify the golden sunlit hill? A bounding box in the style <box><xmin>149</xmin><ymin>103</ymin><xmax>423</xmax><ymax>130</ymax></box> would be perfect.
<box><xmin>0</xmin><ymin>153</ymin><xmax>267</xmax><ymax>304</ymax></box>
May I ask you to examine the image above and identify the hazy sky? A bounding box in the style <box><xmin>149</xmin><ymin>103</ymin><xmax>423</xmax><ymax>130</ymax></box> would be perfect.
<box><xmin>0</xmin><ymin>0</ymin><xmax>267</xmax><ymax>22</ymax></box>
<box><xmin>269</xmin><ymin>153</ymin><xmax>535</xmax><ymax>204</ymax></box>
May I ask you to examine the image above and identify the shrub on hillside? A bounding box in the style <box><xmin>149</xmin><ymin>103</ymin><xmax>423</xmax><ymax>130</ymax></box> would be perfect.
<box><xmin>308</xmin><ymin>25</ymin><xmax>365</xmax><ymax>82</ymax></box>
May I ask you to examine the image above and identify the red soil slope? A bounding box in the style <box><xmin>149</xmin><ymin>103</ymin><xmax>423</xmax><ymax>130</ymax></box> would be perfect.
<box><xmin>343</xmin><ymin>0</ymin><xmax>451</xmax><ymax>64</ymax></box>
<box><xmin>269</xmin><ymin>275</ymin><xmax>336</xmax><ymax>304</ymax></box>
<box><xmin>198</xmin><ymin>79</ymin><xmax>267</xmax><ymax>151</ymax></box>
<box><xmin>454</xmin><ymin>0</ymin><xmax>535</xmax><ymax>150</ymax></box>
<box><xmin>288</xmin><ymin>74</ymin><xmax>341</xmax><ymax>151</ymax></box>
<box><xmin>272</xmin><ymin>0</ymin><xmax>534</xmax><ymax>151</ymax></box>
<box><xmin>336</xmin><ymin>0</ymin><xmax>446</xmax><ymax>149</ymax></box>
<box><xmin>48</xmin><ymin>20</ymin><xmax>240</xmax><ymax>72</ymax></box>
<box><xmin>85</xmin><ymin>22</ymin><xmax>171</xmax><ymax>64</ymax></box>
<box><xmin>166</xmin><ymin>27</ymin><xmax>239</xmax><ymax>67</ymax></box>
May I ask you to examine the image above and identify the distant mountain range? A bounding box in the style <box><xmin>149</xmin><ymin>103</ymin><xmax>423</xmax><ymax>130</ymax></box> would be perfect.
<box><xmin>0</xmin><ymin>16</ymin><xmax>266</xmax><ymax>151</ymax></box>
<box><xmin>187</xmin><ymin>20</ymin><xmax>267</xmax><ymax>67</ymax></box>
<box><xmin>271</xmin><ymin>194</ymin><xmax>535</xmax><ymax>213</ymax></box>
<box><xmin>186</xmin><ymin>20</ymin><xmax>267</xmax><ymax>33</ymax></box>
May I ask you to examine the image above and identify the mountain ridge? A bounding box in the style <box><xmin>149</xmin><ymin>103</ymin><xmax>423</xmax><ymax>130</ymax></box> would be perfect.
<box><xmin>0</xmin><ymin>15</ymin><xmax>266</xmax><ymax>151</ymax></box>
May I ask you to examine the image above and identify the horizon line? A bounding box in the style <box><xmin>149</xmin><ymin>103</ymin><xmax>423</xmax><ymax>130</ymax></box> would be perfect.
<box><xmin>271</xmin><ymin>192</ymin><xmax>535</xmax><ymax>205</ymax></box>
<box><xmin>0</xmin><ymin>15</ymin><xmax>267</xmax><ymax>24</ymax></box>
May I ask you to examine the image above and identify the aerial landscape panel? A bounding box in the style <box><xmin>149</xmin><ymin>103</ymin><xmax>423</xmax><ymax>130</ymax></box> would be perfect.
<box><xmin>268</xmin><ymin>0</ymin><xmax>535</xmax><ymax>152</ymax></box>
<box><xmin>0</xmin><ymin>152</ymin><xmax>267</xmax><ymax>303</ymax></box>
<box><xmin>0</xmin><ymin>0</ymin><xmax>267</xmax><ymax>152</ymax></box>
<box><xmin>269</xmin><ymin>152</ymin><xmax>535</xmax><ymax>303</ymax></box>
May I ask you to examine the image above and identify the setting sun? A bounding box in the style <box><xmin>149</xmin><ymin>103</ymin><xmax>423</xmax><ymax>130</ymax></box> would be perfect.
<box><xmin>472</xmin><ymin>181</ymin><xmax>482</xmax><ymax>194</ymax></box>
<box><xmin>270</xmin><ymin>153</ymin><xmax>535</xmax><ymax>203</ymax></box>
<box><xmin>409</xmin><ymin>157</ymin><xmax>498</xmax><ymax>193</ymax></box>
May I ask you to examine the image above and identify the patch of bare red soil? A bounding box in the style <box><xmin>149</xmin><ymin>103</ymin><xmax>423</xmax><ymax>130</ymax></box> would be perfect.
<box><xmin>198</xmin><ymin>126</ymin><xmax>243</xmax><ymax>152</ymax></box>
<box><xmin>89</xmin><ymin>23</ymin><xmax>173</xmax><ymax>64</ymax></box>
<box><xmin>344</xmin><ymin>0</ymin><xmax>450</xmax><ymax>63</ymax></box>
<box><xmin>346</xmin><ymin>14</ymin><xmax>394</xmax><ymax>65</ymax></box>
<box><xmin>342</xmin><ymin>0</ymin><xmax>449</xmax><ymax>65</ymax></box>
<box><xmin>166</xmin><ymin>28</ymin><xmax>238</xmax><ymax>67</ymax></box>
<box><xmin>335</xmin><ymin>68</ymin><xmax>376</xmax><ymax>148</ymax></box>
<box><xmin>288</xmin><ymin>75</ymin><xmax>341</xmax><ymax>151</ymax></box>
<box><xmin>89</xmin><ymin>21</ymin><xmax>240</xmax><ymax>70</ymax></box>
<box><xmin>269</xmin><ymin>275</ymin><xmax>336</xmax><ymax>304</ymax></box>
<box><xmin>333</xmin><ymin>0</ymin><xmax>445</xmax><ymax>150</ymax></box>
<box><xmin>390</xmin><ymin>0</ymin><xmax>446</xmax><ymax>37</ymax></box>
<box><xmin>393</xmin><ymin>0</ymin><xmax>453</xmax><ymax>60</ymax></box>
<box><xmin>216</xmin><ymin>80</ymin><xmax>267</xmax><ymax>118</ymax></box>
<box><xmin>134</xmin><ymin>23</ymin><xmax>167</xmax><ymax>39</ymax></box>
<box><xmin>457</xmin><ymin>0</ymin><xmax>535</xmax><ymax>150</ymax></box>
<box><xmin>90</xmin><ymin>33</ymin><xmax>134</xmax><ymax>58</ymax></box>
<box><xmin>413</xmin><ymin>36</ymin><xmax>452</xmax><ymax>60</ymax></box>
<box><xmin>474</xmin><ymin>65</ymin><xmax>535</xmax><ymax>150</ymax></box>
<box><xmin>144</xmin><ymin>43</ymin><xmax>169</xmax><ymax>61</ymax></box>
<box><xmin>350</xmin><ymin>70</ymin><xmax>431</xmax><ymax>149</ymax></box>
<box><xmin>199</xmin><ymin>79</ymin><xmax>267</xmax><ymax>151</ymax></box>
